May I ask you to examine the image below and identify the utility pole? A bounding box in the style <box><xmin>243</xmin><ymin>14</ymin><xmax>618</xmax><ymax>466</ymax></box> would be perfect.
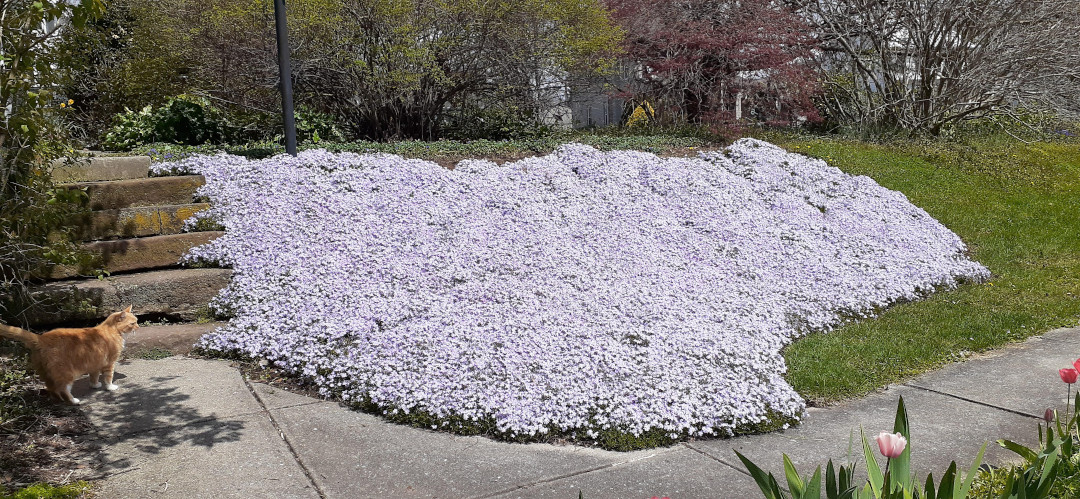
<box><xmin>274</xmin><ymin>0</ymin><xmax>297</xmax><ymax>156</ymax></box>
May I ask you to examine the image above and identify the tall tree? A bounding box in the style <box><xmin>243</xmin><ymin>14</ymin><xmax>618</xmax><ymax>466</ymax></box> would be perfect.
<box><xmin>606</xmin><ymin>0</ymin><xmax>821</xmax><ymax>126</ymax></box>
<box><xmin>789</xmin><ymin>0</ymin><xmax>1080</xmax><ymax>134</ymax></box>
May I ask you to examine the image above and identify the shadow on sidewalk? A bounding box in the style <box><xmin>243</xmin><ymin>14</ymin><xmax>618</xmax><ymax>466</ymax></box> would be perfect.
<box><xmin>73</xmin><ymin>371</ymin><xmax>246</xmax><ymax>472</ymax></box>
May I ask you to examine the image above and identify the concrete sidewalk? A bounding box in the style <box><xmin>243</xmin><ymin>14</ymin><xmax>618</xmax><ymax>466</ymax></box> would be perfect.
<box><xmin>73</xmin><ymin>327</ymin><xmax>1080</xmax><ymax>498</ymax></box>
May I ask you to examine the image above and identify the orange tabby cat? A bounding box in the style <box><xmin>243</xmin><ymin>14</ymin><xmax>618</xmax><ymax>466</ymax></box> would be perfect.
<box><xmin>0</xmin><ymin>305</ymin><xmax>138</xmax><ymax>405</ymax></box>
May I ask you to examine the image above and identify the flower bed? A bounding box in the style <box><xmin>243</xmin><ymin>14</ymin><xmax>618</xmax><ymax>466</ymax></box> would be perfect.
<box><xmin>161</xmin><ymin>139</ymin><xmax>989</xmax><ymax>445</ymax></box>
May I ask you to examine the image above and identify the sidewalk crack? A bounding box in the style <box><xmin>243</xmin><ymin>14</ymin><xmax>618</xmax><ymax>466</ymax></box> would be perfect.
<box><xmin>473</xmin><ymin>447</ymin><xmax>681</xmax><ymax>498</ymax></box>
<box><xmin>471</xmin><ymin>463</ymin><xmax>616</xmax><ymax>499</ymax></box>
<box><xmin>242</xmin><ymin>376</ymin><xmax>327</xmax><ymax>499</ymax></box>
<box><xmin>903</xmin><ymin>383</ymin><xmax>1042</xmax><ymax>420</ymax></box>
<box><xmin>682</xmin><ymin>442</ymin><xmax>753</xmax><ymax>478</ymax></box>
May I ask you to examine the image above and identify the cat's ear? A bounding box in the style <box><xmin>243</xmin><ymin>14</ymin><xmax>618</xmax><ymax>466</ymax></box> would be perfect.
<box><xmin>124</xmin><ymin>305</ymin><xmax>133</xmax><ymax>314</ymax></box>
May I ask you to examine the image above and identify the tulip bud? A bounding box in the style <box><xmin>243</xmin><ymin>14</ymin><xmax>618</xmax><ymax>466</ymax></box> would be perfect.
<box><xmin>1045</xmin><ymin>408</ymin><xmax>1055</xmax><ymax>423</ymax></box>
<box><xmin>876</xmin><ymin>431</ymin><xmax>907</xmax><ymax>459</ymax></box>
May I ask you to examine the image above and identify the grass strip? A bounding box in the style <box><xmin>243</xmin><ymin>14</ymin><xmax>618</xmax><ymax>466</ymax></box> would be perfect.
<box><xmin>766</xmin><ymin>134</ymin><xmax>1080</xmax><ymax>404</ymax></box>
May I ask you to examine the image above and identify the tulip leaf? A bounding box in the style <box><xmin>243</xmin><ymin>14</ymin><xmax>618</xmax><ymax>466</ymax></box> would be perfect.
<box><xmin>892</xmin><ymin>394</ymin><xmax>911</xmax><ymax>437</ymax></box>
<box><xmin>824</xmin><ymin>461</ymin><xmax>858</xmax><ymax>499</ymax></box>
<box><xmin>937</xmin><ymin>461</ymin><xmax>957</xmax><ymax>498</ymax></box>
<box><xmin>998</xmin><ymin>438</ymin><xmax>1038</xmax><ymax>463</ymax></box>
<box><xmin>860</xmin><ymin>428</ymin><xmax>884</xmax><ymax>496</ymax></box>
<box><xmin>734</xmin><ymin>449</ymin><xmax>783</xmax><ymax>499</ymax></box>
<box><xmin>956</xmin><ymin>442</ymin><xmax>985</xmax><ymax>499</ymax></box>
<box><xmin>1035</xmin><ymin>445</ymin><xmax>1060</xmax><ymax>497</ymax></box>
<box><xmin>826</xmin><ymin>461</ymin><xmax>838</xmax><ymax>499</ymax></box>
<box><xmin>1073</xmin><ymin>390</ymin><xmax>1080</xmax><ymax>427</ymax></box>
<box><xmin>923</xmin><ymin>472</ymin><xmax>936</xmax><ymax>499</ymax></box>
<box><xmin>803</xmin><ymin>466</ymin><xmax>822</xmax><ymax>499</ymax></box>
<box><xmin>889</xmin><ymin>397</ymin><xmax>912</xmax><ymax>491</ymax></box>
<box><xmin>784</xmin><ymin>454</ymin><xmax>806</xmax><ymax>497</ymax></box>
<box><xmin>839</xmin><ymin>463</ymin><xmax>853</xmax><ymax>495</ymax></box>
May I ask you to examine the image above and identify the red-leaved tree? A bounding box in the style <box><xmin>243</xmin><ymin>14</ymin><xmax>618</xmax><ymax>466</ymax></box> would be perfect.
<box><xmin>606</xmin><ymin>0</ymin><xmax>821</xmax><ymax>127</ymax></box>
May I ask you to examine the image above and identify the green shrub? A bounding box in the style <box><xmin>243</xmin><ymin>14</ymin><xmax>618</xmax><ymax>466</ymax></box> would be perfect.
<box><xmin>442</xmin><ymin>105</ymin><xmax>554</xmax><ymax>141</ymax></box>
<box><xmin>294</xmin><ymin>106</ymin><xmax>347</xmax><ymax>145</ymax></box>
<box><xmin>103</xmin><ymin>95</ymin><xmax>236</xmax><ymax>150</ymax></box>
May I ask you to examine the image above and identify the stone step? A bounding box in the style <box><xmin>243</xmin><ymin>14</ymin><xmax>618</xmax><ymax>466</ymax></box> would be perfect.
<box><xmin>24</xmin><ymin>268</ymin><xmax>232</xmax><ymax>326</ymax></box>
<box><xmin>53</xmin><ymin>155</ymin><xmax>151</xmax><ymax>183</ymax></box>
<box><xmin>47</xmin><ymin>231</ymin><xmax>223</xmax><ymax>279</ymax></box>
<box><xmin>71</xmin><ymin>203</ymin><xmax>211</xmax><ymax>241</ymax></box>
<box><xmin>67</xmin><ymin>175</ymin><xmax>206</xmax><ymax>211</ymax></box>
<box><xmin>125</xmin><ymin>322</ymin><xmax>225</xmax><ymax>357</ymax></box>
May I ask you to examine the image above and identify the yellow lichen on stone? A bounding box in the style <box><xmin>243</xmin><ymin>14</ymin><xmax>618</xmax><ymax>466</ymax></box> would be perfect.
<box><xmin>163</xmin><ymin>204</ymin><xmax>210</xmax><ymax>233</ymax></box>
<box><xmin>125</xmin><ymin>210</ymin><xmax>162</xmax><ymax>234</ymax></box>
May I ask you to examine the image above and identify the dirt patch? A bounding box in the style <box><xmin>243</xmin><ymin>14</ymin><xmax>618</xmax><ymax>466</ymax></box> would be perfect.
<box><xmin>0</xmin><ymin>356</ymin><xmax>102</xmax><ymax>491</ymax></box>
<box><xmin>225</xmin><ymin>357</ymin><xmax>326</xmax><ymax>401</ymax></box>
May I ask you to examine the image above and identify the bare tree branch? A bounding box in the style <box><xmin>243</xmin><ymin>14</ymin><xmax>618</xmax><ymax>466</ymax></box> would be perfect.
<box><xmin>787</xmin><ymin>0</ymin><xmax>1080</xmax><ymax>134</ymax></box>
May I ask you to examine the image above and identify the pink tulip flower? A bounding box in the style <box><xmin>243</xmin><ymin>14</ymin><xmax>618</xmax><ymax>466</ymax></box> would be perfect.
<box><xmin>876</xmin><ymin>431</ymin><xmax>907</xmax><ymax>459</ymax></box>
<box><xmin>1061</xmin><ymin>368</ymin><xmax>1078</xmax><ymax>384</ymax></box>
<box><xmin>1073</xmin><ymin>358</ymin><xmax>1080</xmax><ymax>373</ymax></box>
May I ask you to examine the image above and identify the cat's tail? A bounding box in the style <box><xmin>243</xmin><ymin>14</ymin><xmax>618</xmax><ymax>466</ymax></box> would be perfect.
<box><xmin>0</xmin><ymin>324</ymin><xmax>39</xmax><ymax>348</ymax></box>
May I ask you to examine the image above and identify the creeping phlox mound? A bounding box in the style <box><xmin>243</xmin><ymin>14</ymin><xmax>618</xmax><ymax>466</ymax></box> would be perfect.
<box><xmin>163</xmin><ymin>139</ymin><xmax>989</xmax><ymax>440</ymax></box>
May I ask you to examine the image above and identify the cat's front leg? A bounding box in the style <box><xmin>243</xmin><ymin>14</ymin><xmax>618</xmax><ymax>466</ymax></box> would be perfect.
<box><xmin>89</xmin><ymin>371</ymin><xmax>102</xmax><ymax>389</ymax></box>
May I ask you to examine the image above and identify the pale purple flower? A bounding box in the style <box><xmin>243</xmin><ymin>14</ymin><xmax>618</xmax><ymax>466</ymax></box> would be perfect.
<box><xmin>156</xmin><ymin>139</ymin><xmax>989</xmax><ymax>440</ymax></box>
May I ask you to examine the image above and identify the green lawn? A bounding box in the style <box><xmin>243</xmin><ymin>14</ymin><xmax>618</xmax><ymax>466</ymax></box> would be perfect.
<box><xmin>765</xmin><ymin>135</ymin><xmax>1080</xmax><ymax>404</ymax></box>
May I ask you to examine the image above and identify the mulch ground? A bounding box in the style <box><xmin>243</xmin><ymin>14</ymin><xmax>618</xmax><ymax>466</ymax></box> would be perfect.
<box><xmin>0</xmin><ymin>354</ymin><xmax>101</xmax><ymax>492</ymax></box>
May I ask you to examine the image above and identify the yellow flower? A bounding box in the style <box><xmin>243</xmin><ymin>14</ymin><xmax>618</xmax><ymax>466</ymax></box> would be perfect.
<box><xmin>60</xmin><ymin>102</ymin><xmax>66</xmax><ymax>108</ymax></box>
<box><xmin>68</xmin><ymin>99</ymin><xmax>74</xmax><ymax>105</ymax></box>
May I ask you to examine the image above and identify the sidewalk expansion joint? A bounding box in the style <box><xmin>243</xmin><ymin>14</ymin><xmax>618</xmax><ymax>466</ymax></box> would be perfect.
<box><xmin>473</xmin><ymin>463</ymin><xmax>612</xmax><ymax>499</ymax></box>
<box><xmin>682</xmin><ymin>442</ymin><xmax>753</xmax><ymax>479</ymax></box>
<box><xmin>903</xmin><ymin>383</ymin><xmax>1042</xmax><ymax>420</ymax></box>
<box><xmin>242</xmin><ymin>376</ymin><xmax>328</xmax><ymax>499</ymax></box>
<box><xmin>473</xmin><ymin>447</ymin><xmax>680</xmax><ymax>498</ymax></box>
<box><xmin>684</xmin><ymin>443</ymin><xmax>796</xmax><ymax>496</ymax></box>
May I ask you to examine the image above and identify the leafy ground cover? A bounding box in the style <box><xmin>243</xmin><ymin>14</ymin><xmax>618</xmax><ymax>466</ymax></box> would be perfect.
<box><xmin>135</xmin><ymin>129</ymin><xmax>713</xmax><ymax>169</ymax></box>
<box><xmin>164</xmin><ymin>138</ymin><xmax>986</xmax><ymax>448</ymax></box>
<box><xmin>761</xmin><ymin>133</ymin><xmax>1080</xmax><ymax>404</ymax></box>
<box><xmin>0</xmin><ymin>482</ymin><xmax>90</xmax><ymax>499</ymax></box>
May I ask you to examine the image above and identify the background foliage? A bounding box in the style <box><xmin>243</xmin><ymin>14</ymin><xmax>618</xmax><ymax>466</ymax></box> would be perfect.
<box><xmin>0</xmin><ymin>0</ymin><xmax>99</xmax><ymax>325</ymax></box>
<box><xmin>788</xmin><ymin>0</ymin><xmax>1080</xmax><ymax>135</ymax></box>
<box><xmin>59</xmin><ymin>0</ymin><xmax>620</xmax><ymax>145</ymax></box>
<box><xmin>605</xmin><ymin>0</ymin><xmax>820</xmax><ymax>128</ymax></box>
